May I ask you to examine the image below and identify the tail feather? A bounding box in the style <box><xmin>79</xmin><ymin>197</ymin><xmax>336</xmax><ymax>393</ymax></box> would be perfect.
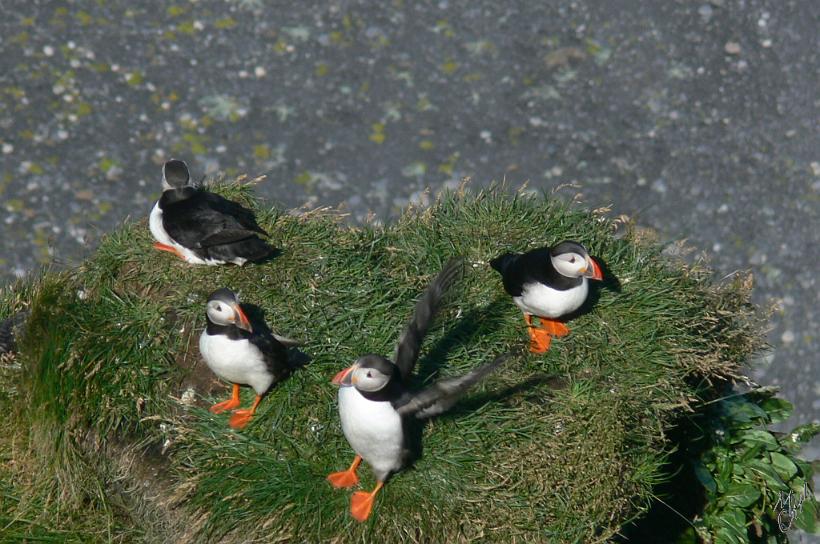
<box><xmin>272</xmin><ymin>333</ymin><xmax>303</xmax><ymax>348</ymax></box>
<box><xmin>393</xmin><ymin>258</ymin><xmax>464</xmax><ymax>380</ymax></box>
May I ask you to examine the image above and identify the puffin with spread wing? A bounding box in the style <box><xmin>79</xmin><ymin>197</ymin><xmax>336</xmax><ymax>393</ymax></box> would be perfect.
<box><xmin>328</xmin><ymin>258</ymin><xmax>511</xmax><ymax>521</ymax></box>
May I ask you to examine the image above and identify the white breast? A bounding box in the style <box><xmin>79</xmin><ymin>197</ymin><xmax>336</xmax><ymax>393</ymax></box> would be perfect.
<box><xmin>514</xmin><ymin>278</ymin><xmax>588</xmax><ymax>318</ymax></box>
<box><xmin>148</xmin><ymin>200</ymin><xmax>223</xmax><ymax>266</ymax></box>
<box><xmin>198</xmin><ymin>332</ymin><xmax>273</xmax><ymax>394</ymax></box>
<box><xmin>338</xmin><ymin>386</ymin><xmax>405</xmax><ymax>481</ymax></box>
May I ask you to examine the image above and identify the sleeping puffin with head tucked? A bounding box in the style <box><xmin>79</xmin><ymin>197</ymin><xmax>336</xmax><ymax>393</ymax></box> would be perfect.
<box><xmin>149</xmin><ymin>159</ymin><xmax>275</xmax><ymax>265</ymax></box>
<box><xmin>327</xmin><ymin>258</ymin><xmax>511</xmax><ymax>522</ymax></box>
<box><xmin>491</xmin><ymin>240</ymin><xmax>603</xmax><ymax>353</ymax></box>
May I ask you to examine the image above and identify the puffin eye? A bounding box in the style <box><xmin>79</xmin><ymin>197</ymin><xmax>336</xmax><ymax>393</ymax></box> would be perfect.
<box><xmin>569</xmin><ymin>257</ymin><xmax>576</xmax><ymax>263</ymax></box>
<box><xmin>366</xmin><ymin>371</ymin><xmax>372</xmax><ymax>378</ymax></box>
<box><xmin>215</xmin><ymin>304</ymin><xmax>222</xmax><ymax>311</ymax></box>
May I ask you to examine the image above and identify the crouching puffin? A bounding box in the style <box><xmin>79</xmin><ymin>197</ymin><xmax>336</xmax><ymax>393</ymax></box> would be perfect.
<box><xmin>149</xmin><ymin>159</ymin><xmax>275</xmax><ymax>265</ymax></box>
<box><xmin>199</xmin><ymin>288</ymin><xmax>300</xmax><ymax>429</ymax></box>
<box><xmin>327</xmin><ymin>258</ymin><xmax>511</xmax><ymax>522</ymax></box>
<box><xmin>490</xmin><ymin>240</ymin><xmax>603</xmax><ymax>353</ymax></box>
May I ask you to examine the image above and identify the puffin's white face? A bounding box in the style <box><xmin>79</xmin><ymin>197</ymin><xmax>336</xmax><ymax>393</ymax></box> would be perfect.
<box><xmin>551</xmin><ymin>251</ymin><xmax>589</xmax><ymax>278</ymax></box>
<box><xmin>206</xmin><ymin>300</ymin><xmax>236</xmax><ymax>326</ymax></box>
<box><xmin>350</xmin><ymin>365</ymin><xmax>392</xmax><ymax>392</ymax></box>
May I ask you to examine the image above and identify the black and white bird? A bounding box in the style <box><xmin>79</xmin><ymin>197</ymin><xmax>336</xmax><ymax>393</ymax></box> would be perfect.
<box><xmin>149</xmin><ymin>159</ymin><xmax>275</xmax><ymax>265</ymax></box>
<box><xmin>199</xmin><ymin>288</ymin><xmax>299</xmax><ymax>429</ymax></box>
<box><xmin>490</xmin><ymin>241</ymin><xmax>603</xmax><ymax>353</ymax></box>
<box><xmin>327</xmin><ymin>258</ymin><xmax>511</xmax><ymax>522</ymax></box>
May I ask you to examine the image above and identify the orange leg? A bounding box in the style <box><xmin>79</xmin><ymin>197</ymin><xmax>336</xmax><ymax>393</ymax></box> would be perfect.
<box><xmin>350</xmin><ymin>481</ymin><xmax>384</xmax><ymax>522</ymax></box>
<box><xmin>229</xmin><ymin>394</ymin><xmax>262</xmax><ymax>429</ymax></box>
<box><xmin>152</xmin><ymin>241</ymin><xmax>185</xmax><ymax>260</ymax></box>
<box><xmin>327</xmin><ymin>455</ymin><xmax>362</xmax><ymax>489</ymax></box>
<box><xmin>210</xmin><ymin>383</ymin><xmax>241</xmax><ymax>414</ymax></box>
<box><xmin>524</xmin><ymin>314</ymin><xmax>552</xmax><ymax>353</ymax></box>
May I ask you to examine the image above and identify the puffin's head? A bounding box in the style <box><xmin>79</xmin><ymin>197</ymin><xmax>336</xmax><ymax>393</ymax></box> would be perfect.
<box><xmin>550</xmin><ymin>240</ymin><xmax>604</xmax><ymax>281</ymax></box>
<box><xmin>331</xmin><ymin>355</ymin><xmax>397</xmax><ymax>392</ymax></box>
<box><xmin>205</xmin><ymin>288</ymin><xmax>252</xmax><ymax>332</ymax></box>
<box><xmin>162</xmin><ymin>159</ymin><xmax>191</xmax><ymax>191</ymax></box>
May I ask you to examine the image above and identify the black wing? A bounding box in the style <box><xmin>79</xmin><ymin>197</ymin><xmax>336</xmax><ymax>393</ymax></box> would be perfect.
<box><xmin>491</xmin><ymin>247</ymin><xmax>581</xmax><ymax>295</ymax></box>
<box><xmin>199</xmin><ymin>191</ymin><xmax>268</xmax><ymax>237</ymax></box>
<box><xmin>490</xmin><ymin>252</ymin><xmax>522</xmax><ymax>296</ymax></box>
<box><xmin>393</xmin><ymin>257</ymin><xmax>464</xmax><ymax>381</ymax></box>
<box><xmin>248</xmin><ymin>332</ymin><xmax>292</xmax><ymax>385</ymax></box>
<box><xmin>161</xmin><ymin>189</ymin><xmax>268</xmax><ymax>249</ymax></box>
<box><xmin>395</xmin><ymin>353</ymin><xmax>511</xmax><ymax>418</ymax></box>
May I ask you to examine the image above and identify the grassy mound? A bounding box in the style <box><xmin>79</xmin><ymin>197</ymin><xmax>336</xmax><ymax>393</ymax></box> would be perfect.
<box><xmin>0</xmin><ymin>183</ymin><xmax>773</xmax><ymax>542</ymax></box>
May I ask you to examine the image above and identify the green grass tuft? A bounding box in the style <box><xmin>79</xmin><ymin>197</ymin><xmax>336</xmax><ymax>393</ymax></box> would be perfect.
<box><xmin>0</xmin><ymin>183</ymin><xmax>774</xmax><ymax>542</ymax></box>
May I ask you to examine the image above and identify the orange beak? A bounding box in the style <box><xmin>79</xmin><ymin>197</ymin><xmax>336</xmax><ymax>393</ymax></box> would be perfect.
<box><xmin>332</xmin><ymin>366</ymin><xmax>355</xmax><ymax>386</ymax></box>
<box><xmin>232</xmin><ymin>303</ymin><xmax>253</xmax><ymax>332</ymax></box>
<box><xmin>584</xmin><ymin>257</ymin><xmax>604</xmax><ymax>281</ymax></box>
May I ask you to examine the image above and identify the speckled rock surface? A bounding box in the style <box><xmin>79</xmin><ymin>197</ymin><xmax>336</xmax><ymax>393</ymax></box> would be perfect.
<box><xmin>0</xmin><ymin>0</ymin><xmax>817</xmax><ymax>536</ymax></box>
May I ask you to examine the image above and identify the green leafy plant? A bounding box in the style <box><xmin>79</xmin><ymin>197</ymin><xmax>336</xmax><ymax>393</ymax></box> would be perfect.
<box><xmin>685</xmin><ymin>388</ymin><xmax>819</xmax><ymax>543</ymax></box>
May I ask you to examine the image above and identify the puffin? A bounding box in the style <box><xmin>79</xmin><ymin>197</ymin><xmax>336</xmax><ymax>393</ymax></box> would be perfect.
<box><xmin>0</xmin><ymin>310</ymin><xmax>29</xmax><ymax>355</ymax></box>
<box><xmin>327</xmin><ymin>258</ymin><xmax>511</xmax><ymax>522</ymax></box>
<box><xmin>490</xmin><ymin>240</ymin><xmax>603</xmax><ymax>353</ymax></box>
<box><xmin>149</xmin><ymin>159</ymin><xmax>275</xmax><ymax>265</ymax></box>
<box><xmin>198</xmin><ymin>288</ymin><xmax>300</xmax><ymax>429</ymax></box>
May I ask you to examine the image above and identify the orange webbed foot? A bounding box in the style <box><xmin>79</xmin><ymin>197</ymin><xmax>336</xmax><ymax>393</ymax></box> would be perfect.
<box><xmin>209</xmin><ymin>397</ymin><xmax>241</xmax><ymax>414</ymax></box>
<box><xmin>540</xmin><ymin>318</ymin><xmax>570</xmax><ymax>338</ymax></box>
<box><xmin>210</xmin><ymin>383</ymin><xmax>241</xmax><ymax>414</ymax></box>
<box><xmin>227</xmin><ymin>394</ymin><xmax>262</xmax><ymax>429</ymax></box>
<box><xmin>350</xmin><ymin>482</ymin><xmax>383</xmax><ymax>522</ymax></box>
<box><xmin>228</xmin><ymin>409</ymin><xmax>254</xmax><ymax>429</ymax></box>
<box><xmin>528</xmin><ymin>326</ymin><xmax>552</xmax><ymax>353</ymax></box>
<box><xmin>327</xmin><ymin>455</ymin><xmax>361</xmax><ymax>489</ymax></box>
<box><xmin>327</xmin><ymin>469</ymin><xmax>359</xmax><ymax>489</ymax></box>
<box><xmin>152</xmin><ymin>242</ymin><xmax>185</xmax><ymax>260</ymax></box>
<box><xmin>524</xmin><ymin>314</ymin><xmax>552</xmax><ymax>353</ymax></box>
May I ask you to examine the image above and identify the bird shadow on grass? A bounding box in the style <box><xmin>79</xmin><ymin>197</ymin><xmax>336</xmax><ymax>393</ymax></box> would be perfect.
<box><xmin>247</xmin><ymin>246</ymin><xmax>282</xmax><ymax>267</ymax></box>
<box><xmin>399</xmin><ymin>369</ymin><xmax>567</xmax><ymax>481</ymax></box>
<box><xmin>438</xmin><ymin>372</ymin><xmax>568</xmax><ymax>419</ymax></box>
<box><xmin>398</xmin><ymin>296</ymin><xmax>554</xmax><ymax>477</ymax></box>
<box><xmin>412</xmin><ymin>296</ymin><xmax>511</xmax><ymax>385</ymax></box>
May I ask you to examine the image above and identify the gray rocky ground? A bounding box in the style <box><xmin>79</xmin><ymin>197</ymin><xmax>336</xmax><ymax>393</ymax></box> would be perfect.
<box><xmin>0</xmin><ymin>0</ymin><xmax>817</xmax><ymax>539</ymax></box>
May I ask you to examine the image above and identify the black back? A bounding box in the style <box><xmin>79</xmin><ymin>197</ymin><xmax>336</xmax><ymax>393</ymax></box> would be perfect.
<box><xmin>490</xmin><ymin>247</ymin><xmax>582</xmax><ymax>295</ymax></box>
<box><xmin>159</xmin><ymin>187</ymin><xmax>273</xmax><ymax>260</ymax></box>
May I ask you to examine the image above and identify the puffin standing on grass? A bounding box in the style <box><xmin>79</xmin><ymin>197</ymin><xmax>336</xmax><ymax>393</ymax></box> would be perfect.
<box><xmin>490</xmin><ymin>241</ymin><xmax>603</xmax><ymax>353</ymax></box>
<box><xmin>149</xmin><ymin>159</ymin><xmax>275</xmax><ymax>265</ymax></box>
<box><xmin>199</xmin><ymin>288</ymin><xmax>300</xmax><ymax>429</ymax></box>
<box><xmin>328</xmin><ymin>258</ymin><xmax>511</xmax><ymax>522</ymax></box>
